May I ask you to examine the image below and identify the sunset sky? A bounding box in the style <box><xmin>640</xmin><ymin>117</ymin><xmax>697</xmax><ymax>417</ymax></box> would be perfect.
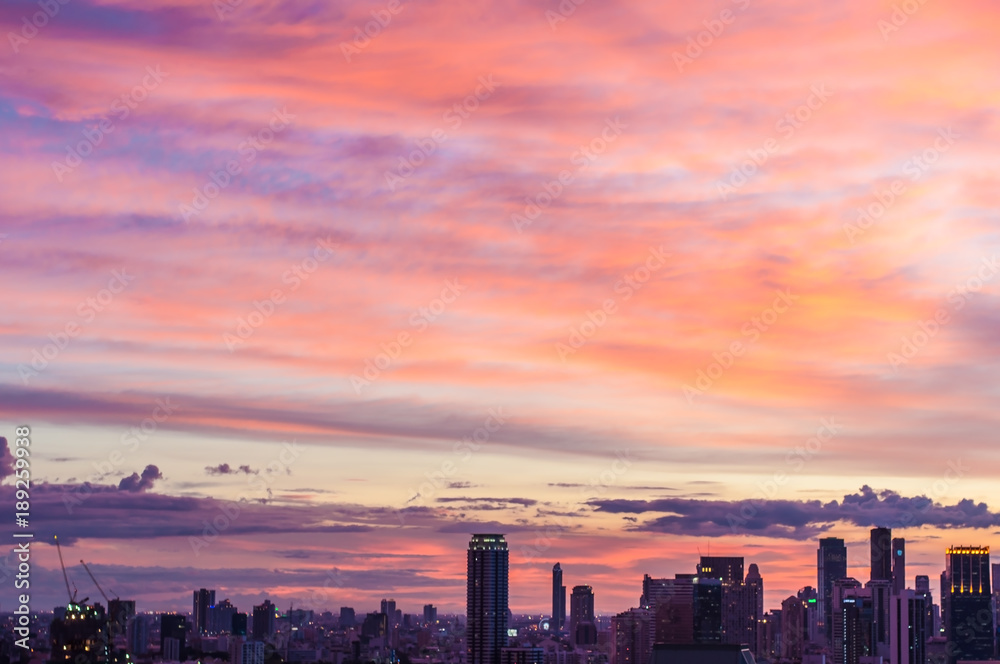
<box><xmin>2</xmin><ymin>0</ymin><xmax>1000</xmax><ymax>618</ymax></box>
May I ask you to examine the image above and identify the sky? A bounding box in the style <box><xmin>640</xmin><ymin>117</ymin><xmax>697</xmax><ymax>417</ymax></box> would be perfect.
<box><xmin>1</xmin><ymin>0</ymin><xmax>1000</xmax><ymax>619</ymax></box>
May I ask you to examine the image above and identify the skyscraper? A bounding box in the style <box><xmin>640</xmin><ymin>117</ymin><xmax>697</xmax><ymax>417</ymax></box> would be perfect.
<box><xmin>467</xmin><ymin>534</ymin><xmax>509</xmax><ymax>664</ymax></box>
<box><xmin>870</xmin><ymin>528</ymin><xmax>892</xmax><ymax>582</ymax></box>
<box><xmin>193</xmin><ymin>589</ymin><xmax>216</xmax><ymax>635</ymax></box>
<box><xmin>611</xmin><ymin>608</ymin><xmax>654</xmax><ymax>664</ymax></box>
<box><xmin>891</xmin><ymin>538</ymin><xmax>906</xmax><ymax>595</ymax></box>
<box><xmin>252</xmin><ymin>600</ymin><xmax>275</xmax><ymax>640</ymax></box>
<box><xmin>818</xmin><ymin>537</ymin><xmax>848</xmax><ymax>646</ymax></box>
<box><xmin>570</xmin><ymin>585</ymin><xmax>597</xmax><ymax>646</ymax></box>
<box><xmin>943</xmin><ymin>546</ymin><xmax>993</xmax><ymax>664</ymax></box>
<box><xmin>552</xmin><ymin>563</ymin><xmax>566</xmax><ymax>631</ymax></box>
<box><xmin>889</xmin><ymin>589</ymin><xmax>927</xmax><ymax>664</ymax></box>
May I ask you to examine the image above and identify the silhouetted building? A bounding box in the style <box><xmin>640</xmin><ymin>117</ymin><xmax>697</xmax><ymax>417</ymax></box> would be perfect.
<box><xmin>127</xmin><ymin>614</ymin><xmax>148</xmax><ymax>656</ymax></box>
<box><xmin>818</xmin><ymin>537</ymin><xmax>848</xmax><ymax>645</ymax></box>
<box><xmin>699</xmin><ymin>558</ymin><xmax>744</xmax><ymax>587</ymax></box>
<box><xmin>552</xmin><ymin>563</ymin><xmax>566</xmax><ymax>632</ymax></box>
<box><xmin>781</xmin><ymin>596</ymin><xmax>805</xmax><ymax>661</ymax></box>
<box><xmin>209</xmin><ymin>598</ymin><xmax>237</xmax><ymax>635</ymax></box>
<box><xmin>51</xmin><ymin>602</ymin><xmax>110</xmax><ymax>664</ymax></box>
<box><xmin>230</xmin><ymin>638</ymin><xmax>265</xmax><ymax>664</ymax></box>
<box><xmin>915</xmin><ymin>575</ymin><xmax>934</xmax><ymax>639</ymax></box>
<box><xmin>942</xmin><ymin>546</ymin><xmax>993</xmax><ymax>664</ymax></box>
<box><xmin>693</xmin><ymin>579</ymin><xmax>723</xmax><ymax>644</ymax></box>
<box><xmin>651</xmin><ymin>643</ymin><xmax>755</xmax><ymax>664</ymax></box>
<box><xmin>107</xmin><ymin>600</ymin><xmax>135</xmax><ymax>640</ymax></box>
<box><xmin>889</xmin><ymin>589</ymin><xmax>926</xmax><ymax>664</ymax></box>
<box><xmin>232</xmin><ymin>613</ymin><xmax>248</xmax><ymax>637</ymax></box>
<box><xmin>570</xmin><ymin>585</ymin><xmax>597</xmax><ymax>646</ymax></box>
<box><xmin>193</xmin><ymin>589</ymin><xmax>215</xmax><ymax>635</ymax></box>
<box><xmin>870</xmin><ymin>528</ymin><xmax>892</xmax><ymax>583</ymax></box>
<box><xmin>160</xmin><ymin>613</ymin><xmax>187</xmax><ymax>662</ymax></box>
<box><xmin>611</xmin><ymin>608</ymin><xmax>654</xmax><ymax>664</ymax></box>
<box><xmin>252</xmin><ymin>600</ymin><xmax>275</xmax><ymax>640</ymax></box>
<box><xmin>467</xmin><ymin>534</ymin><xmax>509</xmax><ymax>664</ymax></box>
<box><xmin>499</xmin><ymin>648</ymin><xmax>545</xmax><ymax>664</ymax></box>
<box><xmin>652</xmin><ymin>575</ymin><xmax>695</xmax><ymax>645</ymax></box>
<box><xmin>423</xmin><ymin>604</ymin><xmax>437</xmax><ymax>625</ymax></box>
<box><xmin>865</xmin><ymin>578</ymin><xmax>891</xmax><ymax>659</ymax></box>
<box><xmin>339</xmin><ymin>607</ymin><xmax>356</xmax><ymax>628</ymax></box>
<box><xmin>892</xmin><ymin>538</ymin><xmax>906</xmax><ymax>595</ymax></box>
<box><xmin>361</xmin><ymin>612</ymin><xmax>388</xmax><ymax>639</ymax></box>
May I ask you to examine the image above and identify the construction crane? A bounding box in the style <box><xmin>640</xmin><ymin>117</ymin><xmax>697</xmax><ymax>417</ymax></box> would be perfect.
<box><xmin>54</xmin><ymin>535</ymin><xmax>78</xmax><ymax>604</ymax></box>
<box><xmin>80</xmin><ymin>559</ymin><xmax>113</xmax><ymax>603</ymax></box>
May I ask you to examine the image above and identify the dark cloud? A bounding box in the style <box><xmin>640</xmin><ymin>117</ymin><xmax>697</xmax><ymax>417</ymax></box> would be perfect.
<box><xmin>447</xmin><ymin>481</ymin><xmax>475</xmax><ymax>489</ymax></box>
<box><xmin>436</xmin><ymin>497</ymin><xmax>538</xmax><ymax>507</ymax></box>
<box><xmin>205</xmin><ymin>463</ymin><xmax>259</xmax><ymax>476</ymax></box>
<box><xmin>117</xmin><ymin>465</ymin><xmax>163</xmax><ymax>492</ymax></box>
<box><xmin>591</xmin><ymin>485</ymin><xmax>999</xmax><ymax>540</ymax></box>
<box><xmin>0</xmin><ymin>437</ymin><xmax>13</xmax><ymax>479</ymax></box>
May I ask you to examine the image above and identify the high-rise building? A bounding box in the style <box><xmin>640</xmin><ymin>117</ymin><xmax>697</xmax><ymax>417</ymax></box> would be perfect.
<box><xmin>339</xmin><ymin>607</ymin><xmax>356</xmax><ymax>628</ymax></box>
<box><xmin>891</xmin><ymin>538</ymin><xmax>906</xmax><ymax>595</ymax></box>
<box><xmin>818</xmin><ymin>537</ymin><xmax>848</xmax><ymax>646</ymax></box>
<box><xmin>943</xmin><ymin>546</ymin><xmax>993</xmax><ymax>664</ymax></box>
<box><xmin>651</xmin><ymin>575</ymin><xmax>695</xmax><ymax>645</ymax></box>
<box><xmin>570</xmin><ymin>585</ymin><xmax>597</xmax><ymax>646</ymax></box>
<box><xmin>127</xmin><ymin>614</ymin><xmax>148</xmax><ymax>656</ymax></box>
<box><xmin>915</xmin><ymin>575</ymin><xmax>934</xmax><ymax>639</ymax></box>
<box><xmin>552</xmin><ymin>563</ymin><xmax>566</xmax><ymax>631</ymax></box>
<box><xmin>423</xmin><ymin>604</ymin><xmax>437</xmax><ymax>625</ymax></box>
<box><xmin>865</xmin><ymin>578</ymin><xmax>891</xmax><ymax>659</ymax></box>
<box><xmin>611</xmin><ymin>608</ymin><xmax>654</xmax><ymax>664</ymax></box>
<box><xmin>380</xmin><ymin>599</ymin><xmax>396</xmax><ymax>623</ymax></box>
<box><xmin>698</xmin><ymin>557</ymin><xmax>744</xmax><ymax>587</ymax></box>
<box><xmin>193</xmin><ymin>589</ymin><xmax>216</xmax><ymax>635</ymax></box>
<box><xmin>229</xmin><ymin>638</ymin><xmax>265</xmax><ymax>664</ymax></box>
<box><xmin>252</xmin><ymin>600</ymin><xmax>275</xmax><ymax>640</ymax></box>
<box><xmin>831</xmin><ymin>578</ymin><xmax>868</xmax><ymax>664</ymax></box>
<box><xmin>692</xmin><ymin>579</ymin><xmax>722</xmax><ymax>644</ymax></box>
<box><xmin>744</xmin><ymin>564</ymin><xmax>764</xmax><ymax>655</ymax></box>
<box><xmin>209</xmin><ymin>599</ymin><xmax>237</xmax><ymax>635</ymax></box>
<box><xmin>781</xmin><ymin>596</ymin><xmax>806</xmax><ymax>662</ymax></box>
<box><xmin>889</xmin><ymin>589</ymin><xmax>927</xmax><ymax>664</ymax></box>
<box><xmin>160</xmin><ymin>614</ymin><xmax>187</xmax><ymax>661</ymax></box>
<box><xmin>50</xmin><ymin>603</ymin><xmax>110</xmax><ymax>664</ymax></box>
<box><xmin>232</xmin><ymin>613</ymin><xmax>248</xmax><ymax>637</ymax></box>
<box><xmin>467</xmin><ymin>534</ymin><xmax>509</xmax><ymax>664</ymax></box>
<box><xmin>870</xmin><ymin>528</ymin><xmax>892</xmax><ymax>582</ymax></box>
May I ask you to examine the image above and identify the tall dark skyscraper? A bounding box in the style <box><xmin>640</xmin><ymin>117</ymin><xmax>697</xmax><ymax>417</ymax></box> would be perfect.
<box><xmin>252</xmin><ymin>599</ymin><xmax>275</xmax><ymax>640</ymax></box>
<box><xmin>570</xmin><ymin>585</ymin><xmax>596</xmax><ymax>646</ymax></box>
<box><xmin>552</xmin><ymin>563</ymin><xmax>566</xmax><ymax>631</ymax></box>
<box><xmin>698</xmin><ymin>557</ymin><xmax>744</xmax><ymax>586</ymax></box>
<box><xmin>943</xmin><ymin>546</ymin><xmax>993</xmax><ymax>664</ymax></box>
<box><xmin>818</xmin><ymin>537</ymin><xmax>848</xmax><ymax>646</ymax></box>
<box><xmin>870</xmin><ymin>527</ymin><xmax>892</xmax><ymax>582</ymax></box>
<box><xmin>160</xmin><ymin>614</ymin><xmax>187</xmax><ymax>660</ymax></box>
<box><xmin>192</xmin><ymin>588</ymin><xmax>215</xmax><ymax>635</ymax></box>
<box><xmin>467</xmin><ymin>534</ymin><xmax>509</xmax><ymax>664</ymax></box>
<box><xmin>891</xmin><ymin>538</ymin><xmax>906</xmax><ymax>594</ymax></box>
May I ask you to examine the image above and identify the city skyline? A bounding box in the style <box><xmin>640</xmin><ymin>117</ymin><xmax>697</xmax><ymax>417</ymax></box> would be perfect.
<box><xmin>2</xmin><ymin>0</ymin><xmax>1000</xmax><ymax>639</ymax></box>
